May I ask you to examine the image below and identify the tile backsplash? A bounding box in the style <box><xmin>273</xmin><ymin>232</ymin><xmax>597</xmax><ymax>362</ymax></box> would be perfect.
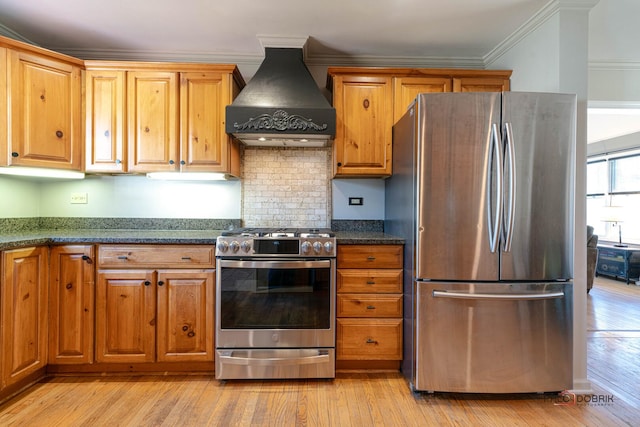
<box><xmin>242</xmin><ymin>147</ymin><xmax>331</xmax><ymax>228</ymax></box>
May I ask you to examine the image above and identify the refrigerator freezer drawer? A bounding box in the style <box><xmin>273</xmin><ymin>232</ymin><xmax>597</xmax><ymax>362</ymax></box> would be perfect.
<box><xmin>414</xmin><ymin>281</ymin><xmax>572</xmax><ymax>393</ymax></box>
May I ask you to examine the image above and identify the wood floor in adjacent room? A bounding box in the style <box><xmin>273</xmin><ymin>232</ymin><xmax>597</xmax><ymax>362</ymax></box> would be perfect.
<box><xmin>0</xmin><ymin>277</ymin><xmax>639</xmax><ymax>426</ymax></box>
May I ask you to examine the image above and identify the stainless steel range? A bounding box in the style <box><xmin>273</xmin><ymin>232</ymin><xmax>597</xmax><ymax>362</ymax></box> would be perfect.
<box><xmin>215</xmin><ymin>228</ymin><xmax>336</xmax><ymax>380</ymax></box>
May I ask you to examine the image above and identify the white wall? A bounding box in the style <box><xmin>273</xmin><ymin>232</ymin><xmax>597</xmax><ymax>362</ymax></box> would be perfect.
<box><xmin>0</xmin><ymin>175</ymin><xmax>241</xmax><ymax>219</ymax></box>
<box><xmin>0</xmin><ymin>175</ymin><xmax>41</xmax><ymax>217</ymax></box>
<box><xmin>489</xmin><ymin>0</ymin><xmax>593</xmax><ymax>394</ymax></box>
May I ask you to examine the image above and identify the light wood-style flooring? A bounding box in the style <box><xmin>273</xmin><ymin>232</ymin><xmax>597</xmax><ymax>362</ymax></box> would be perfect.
<box><xmin>0</xmin><ymin>277</ymin><xmax>639</xmax><ymax>426</ymax></box>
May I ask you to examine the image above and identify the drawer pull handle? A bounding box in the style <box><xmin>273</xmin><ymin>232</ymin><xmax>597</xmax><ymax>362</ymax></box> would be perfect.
<box><xmin>366</xmin><ymin>338</ymin><xmax>378</xmax><ymax>344</ymax></box>
<box><xmin>366</xmin><ymin>305</ymin><xmax>376</xmax><ymax>310</ymax></box>
<box><xmin>366</xmin><ymin>256</ymin><xmax>376</xmax><ymax>261</ymax></box>
<box><xmin>117</xmin><ymin>256</ymin><xmax>128</xmax><ymax>260</ymax></box>
<box><xmin>82</xmin><ymin>255</ymin><xmax>93</xmax><ymax>264</ymax></box>
<box><xmin>366</xmin><ymin>281</ymin><xmax>376</xmax><ymax>285</ymax></box>
<box><xmin>181</xmin><ymin>257</ymin><xmax>192</xmax><ymax>260</ymax></box>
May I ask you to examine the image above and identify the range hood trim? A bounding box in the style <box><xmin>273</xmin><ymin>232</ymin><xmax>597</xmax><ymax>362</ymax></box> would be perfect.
<box><xmin>226</xmin><ymin>48</ymin><xmax>336</xmax><ymax>146</ymax></box>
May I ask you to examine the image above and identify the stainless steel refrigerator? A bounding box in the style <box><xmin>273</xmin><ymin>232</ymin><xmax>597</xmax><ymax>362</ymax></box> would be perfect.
<box><xmin>385</xmin><ymin>92</ymin><xmax>575</xmax><ymax>393</ymax></box>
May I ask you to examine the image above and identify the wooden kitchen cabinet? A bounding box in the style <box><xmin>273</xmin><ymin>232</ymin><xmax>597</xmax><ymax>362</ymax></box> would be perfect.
<box><xmin>336</xmin><ymin>244</ymin><xmax>403</xmax><ymax>368</ymax></box>
<box><xmin>49</xmin><ymin>245</ymin><xmax>95</xmax><ymax>365</ymax></box>
<box><xmin>1</xmin><ymin>246</ymin><xmax>49</xmax><ymax>389</ymax></box>
<box><xmin>84</xmin><ymin>70</ymin><xmax>126</xmax><ymax>172</ymax></box>
<box><xmin>1</xmin><ymin>36</ymin><xmax>83</xmax><ymax>170</ymax></box>
<box><xmin>327</xmin><ymin>67</ymin><xmax>512</xmax><ymax>177</ymax></box>
<box><xmin>330</xmin><ymin>75</ymin><xmax>394</xmax><ymax>177</ymax></box>
<box><xmin>84</xmin><ymin>61</ymin><xmax>244</xmax><ymax>176</ymax></box>
<box><xmin>95</xmin><ymin>245</ymin><xmax>215</xmax><ymax>364</ymax></box>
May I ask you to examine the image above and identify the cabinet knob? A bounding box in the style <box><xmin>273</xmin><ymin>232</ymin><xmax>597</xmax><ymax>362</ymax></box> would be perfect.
<box><xmin>158</xmin><ymin>281</ymin><xmax>164</xmax><ymax>286</ymax></box>
<box><xmin>363</xmin><ymin>98</ymin><xmax>370</xmax><ymax>109</ymax></box>
<box><xmin>180</xmin><ymin>160</ymin><xmax>186</xmax><ymax>165</ymax></box>
<box><xmin>115</xmin><ymin>159</ymin><xmax>121</xmax><ymax>165</ymax></box>
<box><xmin>144</xmin><ymin>281</ymin><xmax>151</xmax><ymax>286</ymax></box>
<box><xmin>144</xmin><ymin>126</ymin><xmax>150</xmax><ymax>133</ymax></box>
<box><xmin>169</xmin><ymin>160</ymin><xmax>175</xmax><ymax>165</ymax></box>
<box><xmin>56</xmin><ymin>130</ymin><xmax>64</xmax><ymax>138</ymax></box>
<box><xmin>104</xmin><ymin>130</ymin><xmax>110</xmax><ymax>137</ymax></box>
<box><xmin>66</xmin><ymin>283</ymin><xmax>73</xmax><ymax>290</ymax></box>
<box><xmin>337</xmin><ymin>162</ymin><xmax>342</xmax><ymax>167</ymax></box>
<box><xmin>11</xmin><ymin>152</ymin><xmax>19</xmax><ymax>157</ymax></box>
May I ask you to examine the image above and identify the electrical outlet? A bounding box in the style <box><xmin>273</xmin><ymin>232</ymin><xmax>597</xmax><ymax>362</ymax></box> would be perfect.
<box><xmin>70</xmin><ymin>192</ymin><xmax>88</xmax><ymax>204</ymax></box>
<box><xmin>348</xmin><ymin>197</ymin><xmax>363</xmax><ymax>206</ymax></box>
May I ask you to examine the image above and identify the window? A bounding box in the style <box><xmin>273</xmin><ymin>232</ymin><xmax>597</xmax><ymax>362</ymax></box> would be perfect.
<box><xmin>586</xmin><ymin>151</ymin><xmax>640</xmax><ymax>245</ymax></box>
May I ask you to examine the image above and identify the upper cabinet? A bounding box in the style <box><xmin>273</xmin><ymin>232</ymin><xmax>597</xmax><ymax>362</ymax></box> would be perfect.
<box><xmin>0</xmin><ymin>36</ymin><xmax>83</xmax><ymax>171</ymax></box>
<box><xmin>84</xmin><ymin>61</ymin><xmax>244</xmax><ymax>176</ymax></box>
<box><xmin>327</xmin><ymin>68</ymin><xmax>512</xmax><ymax>177</ymax></box>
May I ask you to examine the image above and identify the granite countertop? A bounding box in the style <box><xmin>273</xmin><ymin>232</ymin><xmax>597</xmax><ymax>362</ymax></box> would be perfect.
<box><xmin>0</xmin><ymin>228</ymin><xmax>404</xmax><ymax>251</ymax></box>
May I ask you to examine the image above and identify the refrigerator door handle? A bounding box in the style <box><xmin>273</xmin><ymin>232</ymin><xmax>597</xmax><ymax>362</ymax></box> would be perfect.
<box><xmin>432</xmin><ymin>290</ymin><xmax>565</xmax><ymax>300</ymax></box>
<box><xmin>502</xmin><ymin>122</ymin><xmax>516</xmax><ymax>252</ymax></box>
<box><xmin>487</xmin><ymin>123</ymin><xmax>503</xmax><ymax>253</ymax></box>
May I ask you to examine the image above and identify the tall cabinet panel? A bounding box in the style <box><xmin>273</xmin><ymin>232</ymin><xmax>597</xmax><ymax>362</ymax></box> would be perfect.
<box><xmin>127</xmin><ymin>71</ymin><xmax>179</xmax><ymax>172</ymax></box>
<box><xmin>85</xmin><ymin>70</ymin><xmax>126</xmax><ymax>172</ymax></box>
<box><xmin>1</xmin><ymin>247</ymin><xmax>48</xmax><ymax>388</ymax></box>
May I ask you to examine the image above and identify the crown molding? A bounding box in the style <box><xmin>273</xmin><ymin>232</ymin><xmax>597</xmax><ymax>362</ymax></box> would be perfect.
<box><xmin>484</xmin><ymin>0</ymin><xmax>599</xmax><ymax>67</ymax></box>
<box><xmin>589</xmin><ymin>61</ymin><xmax>640</xmax><ymax>71</ymax></box>
<box><xmin>0</xmin><ymin>23</ymin><xmax>38</xmax><ymax>45</ymax></box>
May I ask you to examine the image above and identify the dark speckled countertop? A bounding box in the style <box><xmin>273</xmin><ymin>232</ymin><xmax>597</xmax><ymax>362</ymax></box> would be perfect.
<box><xmin>0</xmin><ymin>218</ymin><xmax>403</xmax><ymax>251</ymax></box>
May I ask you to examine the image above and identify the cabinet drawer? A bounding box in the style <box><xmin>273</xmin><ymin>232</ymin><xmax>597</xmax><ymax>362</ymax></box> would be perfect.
<box><xmin>337</xmin><ymin>294</ymin><xmax>402</xmax><ymax>317</ymax></box>
<box><xmin>337</xmin><ymin>245</ymin><xmax>403</xmax><ymax>268</ymax></box>
<box><xmin>98</xmin><ymin>245</ymin><xmax>214</xmax><ymax>268</ymax></box>
<box><xmin>336</xmin><ymin>319</ymin><xmax>402</xmax><ymax>360</ymax></box>
<box><xmin>337</xmin><ymin>269</ymin><xmax>402</xmax><ymax>293</ymax></box>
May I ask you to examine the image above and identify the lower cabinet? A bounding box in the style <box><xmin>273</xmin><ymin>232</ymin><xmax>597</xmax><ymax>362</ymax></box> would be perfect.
<box><xmin>336</xmin><ymin>244</ymin><xmax>403</xmax><ymax>368</ymax></box>
<box><xmin>49</xmin><ymin>245</ymin><xmax>95</xmax><ymax>364</ymax></box>
<box><xmin>95</xmin><ymin>245</ymin><xmax>215</xmax><ymax>363</ymax></box>
<box><xmin>1</xmin><ymin>246</ymin><xmax>48</xmax><ymax>389</ymax></box>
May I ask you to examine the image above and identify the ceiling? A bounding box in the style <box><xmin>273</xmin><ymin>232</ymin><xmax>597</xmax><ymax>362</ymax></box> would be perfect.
<box><xmin>0</xmin><ymin>0</ymin><xmax>638</xmax><ymax>144</ymax></box>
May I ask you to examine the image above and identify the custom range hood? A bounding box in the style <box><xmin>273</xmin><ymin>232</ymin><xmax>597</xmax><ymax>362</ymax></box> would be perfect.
<box><xmin>226</xmin><ymin>48</ymin><xmax>336</xmax><ymax>147</ymax></box>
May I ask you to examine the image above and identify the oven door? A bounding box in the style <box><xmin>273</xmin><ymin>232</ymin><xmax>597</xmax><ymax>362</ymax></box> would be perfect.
<box><xmin>216</xmin><ymin>258</ymin><xmax>336</xmax><ymax>379</ymax></box>
<box><xmin>216</xmin><ymin>258</ymin><xmax>336</xmax><ymax>349</ymax></box>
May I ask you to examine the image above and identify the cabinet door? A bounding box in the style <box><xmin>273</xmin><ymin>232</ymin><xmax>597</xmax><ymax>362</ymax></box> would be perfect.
<box><xmin>1</xmin><ymin>247</ymin><xmax>48</xmax><ymax>388</ymax></box>
<box><xmin>127</xmin><ymin>71</ymin><xmax>179</xmax><ymax>172</ymax></box>
<box><xmin>393</xmin><ymin>76</ymin><xmax>451</xmax><ymax>123</ymax></box>
<box><xmin>180</xmin><ymin>72</ymin><xmax>231</xmax><ymax>172</ymax></box>
<box><xmin>85</xmin><ymin>70</ymin><xmax>126</xmax><ymax>172</ymax></box>
<box><xmin>96</xmin><ymin>270</ymin><xmax>157</xmax><ymax>363</ymax></box>
<box><xmin>156</xmin><ymin>270</ymin><xmax>214</xmax><ymax>362</ymax></box>
<box><xmin>7</xmin><ymin>50</ymin><xmax>82</xmax><ymax>169</ymax></box>
<box><xmin>332</xmin><ymin>75</ymin><xmax>393</xmax><ymax>177</ymax></box>
<box><xmin>453</xmin><ymin>77</ymin><xmax>510</xmax><ymax>92</ymax></box>
<box><xmin>49</xmin><ymin>245</ymin><xmax>95</xmax><ymax>364</ymax></box>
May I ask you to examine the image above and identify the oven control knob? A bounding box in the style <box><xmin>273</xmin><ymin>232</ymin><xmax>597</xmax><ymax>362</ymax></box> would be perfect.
<box><xmin>229</xmin><ymin>241</ymin><xmax>240</xmax><ymax>253</ymax></box>
<box><xmin>312</xmin><ymin>241</ymin><xmax>323</xmax><ymax>254</ymax></box>
<box><xmin>301</xmin><ymin>241</ymin><xmax>312</xmax><ymax>254</ymax></box>
<box><xmin>240</xmin><ymin>240</ymin><xmax>251</xmax><ymax>253</ymax></box>
<box><xmin>324</xmin><ymin>241</ymin><xmax>334</xmax><ymax>254</ymax></box>
<box><xmin>216</xmin><ymin>240</ymin><xmax>229</xmax><ymax>253</ymax></box>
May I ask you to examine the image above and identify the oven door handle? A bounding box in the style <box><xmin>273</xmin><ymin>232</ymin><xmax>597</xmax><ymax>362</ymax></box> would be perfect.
<box><xmin>218</xmin><ymin>259</ymin><xmax>332</xmax><ymax>269</ymax></box>
<box><xmin>217</xmin><ymin>349</ymin><xmax>331</xmax><ymax>366</ymax></box>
